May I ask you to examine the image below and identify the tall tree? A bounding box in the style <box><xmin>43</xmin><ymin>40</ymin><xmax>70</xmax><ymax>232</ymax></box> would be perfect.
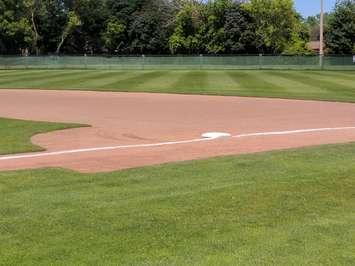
<box><xmin>245</xmin><ymin>0</ymin><xmax>307</xmax><ymax>54</ymax></box>
<box><xmin>200</xmin><ymin>0</ymin><xmax>231</xmax><ymax>54</ymax></box>
<box><xmin>23</xmin><ymin>0</ymin><xmax>43</xmax><ymax>55</ymax></box>
<box><xmin>56</xmin><ymin>10</ymin><xmax>81</xmax><ymax>54</ymax></box>
<box><xmin>325</xmin><ymin>0</ymin><xmax>355</xmax><ymax>54</ymax></box>
<box><xmin>101</xmin><ymin>18</ymin><xmax>125</xmax><ymax>53</ymax></box>
<box><xmin>127</xmin><ymin>0</ymin><xmax>174</xmax><ymax>54</ymax></box>
<box><xmin>169</xmin><ymin>1</ymin><xmax>204</xmax><ymax>54</ymax></box>
<box><xmin>0</xmin><ymin>0</ymin><xmax>32</xmax><ymax>54</ymax></box>
<box><xmin>69</xmin><ymin>0</ymin><xmax>108</xmax><ymax>54</ymax></box>
<box><xmin>0</xmin><ymin>0</ymin><xmax>352</xmax><ymax>55</ymax></box>
<box><xmin>224</xmin><ymin>2</ymin><xmax>257</xmax><ymax>53</ymax></box>
<box><xmin>36</xmin><ymin>0</ymin><xmax>68</xmax><ymax>53</ymax></box>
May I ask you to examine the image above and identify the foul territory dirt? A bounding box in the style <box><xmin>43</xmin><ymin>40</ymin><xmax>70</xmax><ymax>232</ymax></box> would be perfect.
<box><xmin>1</xmin><ymin>89</ymin><xmax>355</xmax><ymax>173</ymax></box>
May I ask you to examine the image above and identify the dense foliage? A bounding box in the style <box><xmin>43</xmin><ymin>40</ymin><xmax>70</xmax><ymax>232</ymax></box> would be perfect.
<box><xmin>0</xmin><ymin>0</ymin><xmax>354</xmax><ymax>55</ymax></box>
<box><xmin>325</xmin><ymin>0</ymin><xmax>355</xmax><ymax>54</ymax></box>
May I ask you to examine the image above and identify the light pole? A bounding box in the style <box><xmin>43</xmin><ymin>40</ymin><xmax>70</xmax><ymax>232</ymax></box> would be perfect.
<box><xmin>319</xmin><ymin>0</ymin><xmax>324</xmax><ymax>68</ymax></box>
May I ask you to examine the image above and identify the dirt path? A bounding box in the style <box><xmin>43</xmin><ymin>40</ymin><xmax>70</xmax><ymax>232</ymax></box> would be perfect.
<box><xmin>1</xmin><ymin>89</ymin><xmax>355</xmax><ymax>172</ymax></box>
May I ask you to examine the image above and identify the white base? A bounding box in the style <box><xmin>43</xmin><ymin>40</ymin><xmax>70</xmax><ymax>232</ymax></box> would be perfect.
<box><xmin>201</xmin><ymin>132</ymin><xmax>231</xmax><ymax>139</ymax></box>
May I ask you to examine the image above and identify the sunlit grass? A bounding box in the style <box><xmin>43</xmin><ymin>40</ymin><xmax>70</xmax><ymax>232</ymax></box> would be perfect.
<box><xmin>1</xmin><ymin>143</ymin><xmax>355</xmax><ymax>264</ymax></box>
<box><xmin>0</xmin><ymin>117</ymin><xmax>84</xmax><ymax>155</ymax></box>
<box><xmin>0</xmin><ymin>70</ymin><xmax>354</xmax><ymax>102</ymax></box>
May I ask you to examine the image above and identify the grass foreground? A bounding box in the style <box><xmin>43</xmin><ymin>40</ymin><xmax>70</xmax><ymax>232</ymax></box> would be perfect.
<box><xmin>0</xmin><ymin>69</ymin><xmax>354</xmax><ymax>102</ymax></box>
<box><xmin>0</xmin><ymin>117</ymin><xmax>84</xmax><ymax>155</ymax></box>
<box><xmin>1</xmin><ymin>142</ymin><xmax>355</xmax><ymax>265</ymax></box>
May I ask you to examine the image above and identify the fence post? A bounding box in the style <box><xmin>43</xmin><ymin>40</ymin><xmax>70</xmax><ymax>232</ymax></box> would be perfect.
<box><xmin>4</xmin><ymin>57</ymin><xmax>8</xmax><ymax>70</ymax></box>
<box><xmin>199</xmin><ymin>54</ymin><xmax>203</xmax><ymax>70</ymax></box>
<box><xmin>84</xmin><ymin>54</ymin><xmax>88</xmax><ymax>69</ymax></box>
<box><xmin>319</xmin><ymin>54</ymin><xmax>324</xmax><ymax>70</ymax></box>
<box><xmin>258</xmin><ymin>54</ymin><xmax>263</xmax><ymax>70</ymax></box>
<box><xmin>142</xmin><ymin>54</ymin><xmax>145</xmax><ymax>70</ymax></box>
<box><xmin>24</xmin><ymin>56</ymin><xmax>28</xmax><ymax>69</ymax></box>
<box><xmin>107</xmin><ymin>57</ymin><xmax>112</xmax><ymax>70</ymax></box>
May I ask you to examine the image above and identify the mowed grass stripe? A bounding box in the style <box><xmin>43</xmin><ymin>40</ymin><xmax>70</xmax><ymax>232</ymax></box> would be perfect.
<box><xmin>82</xmin><ymin>71</ymin><xmax>145</xmax><ymax>89</ymax></box>
<box><xmin>0</xmin><ymin>69</ymin><xmax>71</xmax><ymax>78</ymax></box>
<box><xmin>0</xmin><ymin>70</ymin><xmax>87</xmax><ymax>87</ymax></box>
<box><xmin>34</xmin><ymin>71</ymin><xmax>129</xmax><ymax>89</ymax></box>
<box><xmin>298</xmin><ymin>71</ymin><xmax>355</xmax><ymax>89</ymax></box>
<box><xmin>0</xmin><ymin>70</ymin><xmax>354</xmax><ymax>102</ymax></box>
<box><xmin>310</xmin><ymin>71</ymin><xmax>355</xmax><ymax>81</ymax></box>
<box><xmin>0</xmin><ymin>70</ymin><xmax>52</xmax><ymax>78</ymax></box>
<box><xmin>226</xmin><ymin>71</ymin><xmax>286</xmax><ymax>94</ymax></box>
<box><xmin>252</xmin><ymin>71</ymin><xmax>295</xmax><ymax>92</ymax></box>
<box><xmin>11</xmin><ymin>71</ymin><xmax>109</xmax><ymax>89</ymax></box>
<box><xmin>269</xmin><ymin>71</ymin><xmax>340</xmax><ymax>94</ymax></box>
<box><xmin>266</xmin><ymin>71</ymin><xmax>326</xmax><ymax>93</ymax></box>
<box><xmin>203</xmin><ymin>71</ymin><xmax>240</xmax><ymax>95</ymax></box>
<box><xmin>284</xmin><ymin>71</ymin><xmax>355</xmax><ymax>95</ymax></box>
<box><xmin>101</xmin><ymin>71</ymin><xmax>165</xmax><ymax>91</ymax></box>
<box><xmin>172</xmin><ymin>71</ymin><xmax>209</xmax><ymax>93</ymax></box>
<box><xmin>264</xmin><ymin>71</ymin><xmax>355</xmax><ymax>101</ymax></box>
<box><xmin>0</xmin><ymin>70</ymin><xmax>68</xmax><ymax>84</ymax></box>
<box><xmin>0</xmin><ymin>70</ymin><xmax>30</xmax><ymax>77</ymax></box>
<box><xmin>70</xmin><ymin>71</ymin><xmax>136</xmax><ymax>89</ymax></box>
<box><xmin>135</xmin><ymin>71</ymin><xmax>184</xmax><ymax>92</ymax></box>
<box><xmin>134</xmin><ymin>71</ymin><xmax>174</xmax><ymax>91</ymax></box>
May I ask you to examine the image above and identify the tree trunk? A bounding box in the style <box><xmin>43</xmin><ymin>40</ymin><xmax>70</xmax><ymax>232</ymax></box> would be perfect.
<box><xmin>56</xmin><ymin>34</ymin><xmax>66</xmax><ymax>55</ymax></box>
<box><xmin>31</xmin><ymin>11</ymin><xmax>40</xmax><ymax>55</ymax></box>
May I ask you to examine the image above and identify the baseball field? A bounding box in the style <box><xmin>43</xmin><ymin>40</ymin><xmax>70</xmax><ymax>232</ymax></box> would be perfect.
<box><xmin>1</xmin><ymin>69</ymin><xmax>355</xmax><ymax>264</ymax></box>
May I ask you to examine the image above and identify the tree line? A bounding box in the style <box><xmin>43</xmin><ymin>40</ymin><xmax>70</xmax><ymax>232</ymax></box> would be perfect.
<box><xmin>0</xmin><ymin>0</ymin><xmax>354</xmax><ymax>55</ymax></box>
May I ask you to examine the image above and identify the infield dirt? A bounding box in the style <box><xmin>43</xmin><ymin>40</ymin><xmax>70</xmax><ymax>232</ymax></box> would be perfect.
<box><xmin>1</xmin><ymin>89</ymin><xmax>355</xmax><ymax>172</ymax></box>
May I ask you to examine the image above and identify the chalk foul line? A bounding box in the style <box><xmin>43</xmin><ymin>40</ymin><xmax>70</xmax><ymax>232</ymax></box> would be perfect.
<box><xmin>233</xmin><ymin>127</ymin><xmax>355</xmax><ymax>138</ymax></box>
<box><xmin>0</xmin><ymin>126</ymin><xmax>355</xmax><ymax>161</ymax></box>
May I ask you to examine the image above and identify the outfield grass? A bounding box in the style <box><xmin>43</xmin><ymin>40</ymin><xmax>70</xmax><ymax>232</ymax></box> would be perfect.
<box><xmin>0</xmin><ymin>143</ymin><xmax>355</xmax><ymax>265</ymax></box>
<box><xmin>0</xmin><ymin>117</ymin><xmax>83</xmax><ymax>155</ymax></box>
<box><xmin>0</xmin><ymin>70</ymin><xmax>354</xmax><ymax>102</ymax></box>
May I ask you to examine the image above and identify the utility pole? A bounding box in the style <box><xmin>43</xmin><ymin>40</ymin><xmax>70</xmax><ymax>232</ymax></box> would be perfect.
<box><xmin>319</xmin><ymin>0</ymin><xmax>324</xmax><ymax>68</ymax></box>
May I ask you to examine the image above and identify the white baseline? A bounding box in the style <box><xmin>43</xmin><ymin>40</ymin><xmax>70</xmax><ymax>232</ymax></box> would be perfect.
<box><xmin>0</xmin><ymin>126</ymin><xmax>355</xmax><ymax>161</ymax></box>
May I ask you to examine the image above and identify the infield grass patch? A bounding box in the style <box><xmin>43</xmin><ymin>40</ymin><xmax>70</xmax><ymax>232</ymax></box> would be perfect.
<box><xmin>0</xmin><ymin>117</ymin><xmax>85</xmax><ymax>155</ymax></box>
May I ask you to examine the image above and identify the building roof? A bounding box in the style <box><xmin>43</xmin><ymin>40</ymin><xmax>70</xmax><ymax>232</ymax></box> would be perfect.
<box><xmin>308</xmin><ymin>41</ymin><xmax>321</xmax><ymax>51</ymax></box>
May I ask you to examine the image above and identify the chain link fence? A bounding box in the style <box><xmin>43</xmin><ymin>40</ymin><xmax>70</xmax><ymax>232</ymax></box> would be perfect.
<box><xmin>0</xmin><ymin>55</ymin><xmax>354</xmax><ymax>70</ymax></box>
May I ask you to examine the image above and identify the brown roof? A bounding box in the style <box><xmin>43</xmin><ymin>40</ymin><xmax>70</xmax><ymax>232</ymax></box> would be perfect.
<box><xmin>308</xmin><ymin>41</ymin><xmax>322</xmax><ymax>51</ymax></box>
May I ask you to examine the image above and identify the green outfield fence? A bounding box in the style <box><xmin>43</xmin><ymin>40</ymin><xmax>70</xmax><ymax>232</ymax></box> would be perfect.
<box><xmin>0</xmin><ymin>55</ymin><xmax>354</xmax><ymax>70</ymax></box>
